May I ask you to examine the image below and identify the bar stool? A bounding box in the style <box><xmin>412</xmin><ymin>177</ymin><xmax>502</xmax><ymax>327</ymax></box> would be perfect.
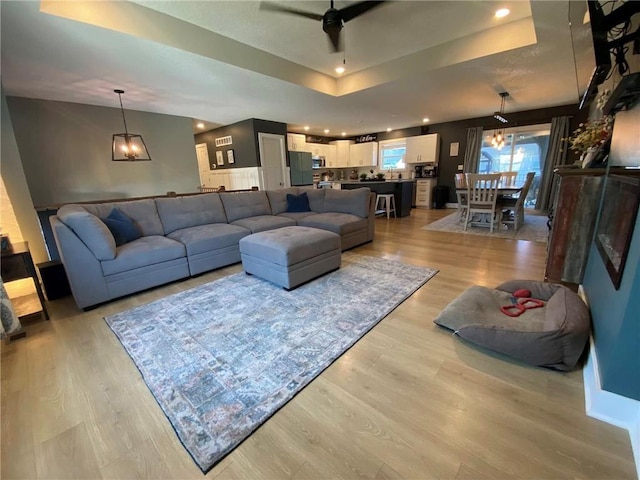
<box><xmin>375</xmin><ymin>194</ymin><xmax>396</xmax><ymax>219</ymax></box>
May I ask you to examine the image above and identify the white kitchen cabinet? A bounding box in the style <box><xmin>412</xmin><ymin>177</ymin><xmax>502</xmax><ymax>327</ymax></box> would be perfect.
<box><xmin>349</xmin><ymin>142</ymin><xmax>378</xmax><ymax>167</ymax></box>
<box><xmin>287</xmin><ymin>133</ymin><xmax>307</xmax><ymax>152</ymax></box>
<box><xmin>324</xmin><ymin>144</ymin><xmax>337</xmax><ymax>168</ymax></box>
<box><xmin>330</xmin><ymin>140</ymin><xmax>354</xmax><ymax>168</ymax></box>
<box><xmin>405</xmin><ymin>134</ymin><xmax>440</xmax><ymax>164</ymax></box>
<box><xmin>415</xmin><ymin>178</ymin><xmax>436</xmax><ymax>208</ymax></box>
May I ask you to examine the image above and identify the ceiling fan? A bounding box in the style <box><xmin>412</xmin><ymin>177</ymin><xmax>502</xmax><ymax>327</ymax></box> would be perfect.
<box><xmin>260</xmin><ymin>1</ymin><xmax>387</xmax><ymax>52</ymax></box>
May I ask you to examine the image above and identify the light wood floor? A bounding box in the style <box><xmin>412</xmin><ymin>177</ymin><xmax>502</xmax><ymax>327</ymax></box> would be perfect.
<box><xmin>1</xmin><ymin>208</ymin><xmax>636</xmax><ymax>479</ymax></box>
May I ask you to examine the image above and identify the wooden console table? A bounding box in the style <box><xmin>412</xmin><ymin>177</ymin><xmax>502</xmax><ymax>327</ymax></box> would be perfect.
<box><xmin>1</xmin><ymin>241</ymin><xmax>50</xmax><ymax>320</ymax></box>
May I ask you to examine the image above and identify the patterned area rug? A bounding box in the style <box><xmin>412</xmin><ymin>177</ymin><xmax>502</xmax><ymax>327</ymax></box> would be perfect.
<box><xmin>105</xmin><ymin>253</ymin><xmax>438</xmax><ymax>473</ymax></box>
<box><xmin>422</xmin><ymin>211</ymin><xmax>550</xmax><ymax>243</ymax></box>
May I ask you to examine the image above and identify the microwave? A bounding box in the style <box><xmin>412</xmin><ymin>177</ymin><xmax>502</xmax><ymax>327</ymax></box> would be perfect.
<box><xmin>312</xmin><ymin>156</ymin><xmax>326</xmax><ymax>169</ymax></box>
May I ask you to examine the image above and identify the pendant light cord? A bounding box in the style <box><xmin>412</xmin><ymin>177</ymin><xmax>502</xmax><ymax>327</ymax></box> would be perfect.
<box><xmin>116</xmin><ymin>91</ymin><xmax>129</xmax><ymax>135</ymax></box>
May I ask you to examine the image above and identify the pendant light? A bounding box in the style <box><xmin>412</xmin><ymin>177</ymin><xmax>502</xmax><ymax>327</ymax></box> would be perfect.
<box><xmin>491</xmin><ymin>92</ymin><xmax>509</xmax><ymax>150</ymax></box>
<box><xmin>112</xmin><ymin>89</ymin><xmax>152</xmax><ymax>161</ymax></box>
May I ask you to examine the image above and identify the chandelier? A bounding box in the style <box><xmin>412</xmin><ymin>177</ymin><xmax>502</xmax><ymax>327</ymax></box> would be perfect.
<box><xmin>491</xmin><ymin>92</ymin><xmax>509</xmax><ymax>150</ymax></box>
<box><xmin>112</xmin><ymin>89</ymin><xmax>152</xmax><ymax>162</ymax></box>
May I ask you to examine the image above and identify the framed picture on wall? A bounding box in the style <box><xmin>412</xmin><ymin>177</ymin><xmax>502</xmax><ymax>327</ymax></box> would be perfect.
<box><xmin>227</xmin><ymin>149</ymin><xmax>235</xmax><ymax>164</ymax></box>
<box><xmin>216</xmin><ymin>150</ymin><xmax>224</xmax><ymax>166</ymax></box>
<box><xmin>594</xmin><ymin>174</ymin><xmax>640</xmax><ymax>290</ymax></box>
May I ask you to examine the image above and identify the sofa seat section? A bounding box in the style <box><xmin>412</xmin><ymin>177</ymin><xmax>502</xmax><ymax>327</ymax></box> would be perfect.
<box><xmin>167</xmin><ymin>223</ymin><xmax>252</xmax><ymax>275</ymax></box>
<box><xmin>298</xmin><ymin>213</ymin><xmax>369</xmax><ymax>251</ymax></box>
<box><xmin>101</xmin><ymin>235</ymin><xmax>186</xmax><ymax>276</ymax></box>
<box><xmin>298</xmin><ymin>213</ymin><xmax>367</xmax><ymax>236</ymax></box>
<box><xmin>277</xmin><ymin>211</ymin><xmax>318</xmax><ymax>222</ymax></box>
<box><xmin>230</xmin><ymin>215</ymin><xmax>296</xmax><ymax>234</ymax></box>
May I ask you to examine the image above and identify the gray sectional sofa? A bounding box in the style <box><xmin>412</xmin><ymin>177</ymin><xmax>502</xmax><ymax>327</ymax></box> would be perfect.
<box><xmin>50</xmin><ymin>187</ymin><xmax>375</xmax><ymax>309</ymax></box>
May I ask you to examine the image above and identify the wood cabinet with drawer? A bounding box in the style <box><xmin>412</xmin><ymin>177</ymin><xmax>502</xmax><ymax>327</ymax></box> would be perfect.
<box><xmin>415</xmin><ymin>179</ymin><xmax>436</xmax><ymax>208</ymax></box>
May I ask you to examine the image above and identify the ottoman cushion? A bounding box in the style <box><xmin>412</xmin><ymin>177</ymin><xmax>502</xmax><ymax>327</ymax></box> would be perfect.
<box><xmin>239</xmin><ymin>226</ymin><xmax>341</xmax><ymax>289</ymax></box>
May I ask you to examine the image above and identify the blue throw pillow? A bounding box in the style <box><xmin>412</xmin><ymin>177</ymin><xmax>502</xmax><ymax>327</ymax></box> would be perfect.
<box><xmin>286</xmin><ymin>192</ymin><xmax>311</xmax><ymax>212</ymax></box>
<box><xmin>103</xmin><ymin>208</ymin><xmax>142</xmax><ymax>246</ymax></box>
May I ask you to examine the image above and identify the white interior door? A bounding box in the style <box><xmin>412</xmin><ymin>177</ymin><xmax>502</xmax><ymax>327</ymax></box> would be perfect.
<box><xmin>195</xmin><ymin>143</ymin><xmax>211</xmax><ymax>186</ymax></box>
<box><xmin>258</xmin><ymin>133</ymin><xmax>288</xmax><ymax>190</ymax></box>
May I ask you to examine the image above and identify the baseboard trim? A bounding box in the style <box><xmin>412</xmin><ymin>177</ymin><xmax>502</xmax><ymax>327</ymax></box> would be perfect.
<box><xmin>583</xmin><ymin>336</ymin><xmax>640</xmax><ymax>479</ymax></box>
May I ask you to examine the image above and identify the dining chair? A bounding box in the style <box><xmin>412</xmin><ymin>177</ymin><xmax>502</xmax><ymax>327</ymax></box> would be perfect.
<box><xmin>464</xmin><ymin>173</ymin><xmax>501</xmax><ymax>233</ymax></box>
<box><xmin>500</xmin><ymin>171</ymin><xmax>518</xmax><ymax>186</ymax></box>
<box><xmin>454</xmin><ymin>173</ymin><xmax>468</xmax><ymax>220</ymax></box>
<box><xmin>499</xmin><ymin>172</ymin><xmax>535</xmax><ymax>231</ymax></box>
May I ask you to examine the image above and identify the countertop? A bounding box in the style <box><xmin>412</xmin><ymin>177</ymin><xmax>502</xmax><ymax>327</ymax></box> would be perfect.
<box><xmin>334</xmin><ymin>179</ymin><xmax>417</xmax><ymax>184</ymax></box>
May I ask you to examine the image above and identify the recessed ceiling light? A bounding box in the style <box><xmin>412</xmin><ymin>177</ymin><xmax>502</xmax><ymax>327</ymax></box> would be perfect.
<box><xmin>196</xmin><ymin>122</ymin><xmax>205</xmax><ymax>129</ymax></box>
<box><xmin>304</xmin><ymin>125</ymin><xmax>310</xmax><ymax>131</ymax></box>
<box><xmin>335</xmin><ymin>66</ymin><xmax>345</xmax><ymax>74</ymax></box>
<box><xmin>495</xmin><ymin>8</ymin><xmax>510</xmax><ymax>18</ymax></box>
<box><xmin>324</xmin><ymin>129</ymin><xmax>330</xmax><ymax>134</ymax></box>
<box><xmin>386</xmin><ymin>128</ymin><xmax>392</xmax><ymax>132</ymax></box>
<box><xmin>341</xmin><ymin>132</ymin><xmax>346</xmax><ymax>136</ymax></box>
<box><xmin>422</xmin><ymin>117</ymin><xmax>430</xmax><ymax>123</ymax></box>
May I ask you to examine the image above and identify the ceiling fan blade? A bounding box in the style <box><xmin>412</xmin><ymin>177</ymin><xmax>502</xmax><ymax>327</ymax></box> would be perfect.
<box><xmin>259</xmin><ymin>2</ymin><xmax>324</xmax><ymax>21</ymax></box>
<box><xmin>339</xmin><ymin>1</ymin><xmax>386</xmax><ymax>23</ymax></box>
<box><xmin>327</xmin><ymin>29</ymin><xmax>342</xmax><ymax>52</ymax></box>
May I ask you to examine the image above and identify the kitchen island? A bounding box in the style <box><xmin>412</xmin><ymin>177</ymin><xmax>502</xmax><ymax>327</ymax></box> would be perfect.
<box><xmin>338</xmin><ymin>180</ymin><xmax>415</xmax><ymax>217</ymax></box>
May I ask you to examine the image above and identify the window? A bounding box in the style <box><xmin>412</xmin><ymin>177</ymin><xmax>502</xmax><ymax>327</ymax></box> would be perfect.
<box><xmin>379</xmin><ymin>140</ymin><xmax>406</xmax><ymax>170</ymax></box>
<box><xmin>478</xmin><ymin>124</ymin><xmax>550</xmax><ymax>206</ymax></box>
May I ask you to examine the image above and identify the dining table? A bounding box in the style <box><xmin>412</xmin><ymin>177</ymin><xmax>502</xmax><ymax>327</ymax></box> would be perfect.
<box><xmin>456</xmin><ymin>182</ymin><xmax>525</xmax><ymax>229</ymax></box>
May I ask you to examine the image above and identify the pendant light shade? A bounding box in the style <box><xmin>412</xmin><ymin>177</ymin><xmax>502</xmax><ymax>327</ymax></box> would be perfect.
<box><xmin>112</xmin><ymin>89</ymin><xmax>151</xmax><ymax>161</ymax></box>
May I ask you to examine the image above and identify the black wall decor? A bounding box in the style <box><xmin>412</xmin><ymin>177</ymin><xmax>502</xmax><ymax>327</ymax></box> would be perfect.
<box><xmin>355</xmin><ymin>133</ymin><xmax>377</xmax><ymax>143</ymax></box>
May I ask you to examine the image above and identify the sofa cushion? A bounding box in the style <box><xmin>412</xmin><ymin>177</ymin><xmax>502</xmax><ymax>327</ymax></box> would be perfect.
<box><xmin>266</xmin><ymin>188</ymin><xmax>299</xmax><ymax>215</ymax></box>
<box><xmin>324</xmin><ymin>188</ymin><xmax>370</xmax><ymax>218</ymax></box>
<box><xmin>101</xmin><ymin>236</ymin><xmax>186</xmax><ymax>276</ymax></box>
<box><xmin>57</xmin><ymin>205</ymin><xmax>116</xmax><ymax>260</ymax></box>
<box><xmin>103</xmin><ymin>208</ymin><xmax>142</xmax><ymax>246</ymax></box>
<box><xmin>167</xmin><ymin>223</ymin><xmax>251</xmax><ymax>256</ymax></box>
<box><xmin>298</xmin><ymin>213</ymin><xmax>368</xmax><ymax>235</ymax></box>
<box><xmin>306</xmin><ymin>189</ymin><xmax>326</xmax><ymax>212</ymax></box>
<box><xmin>230</xmin><ymin>215</ymin><xmax>296</xmax><ymax>233</ymax></box>
<box><xmin>286</xmin><ymin>192</ymin><xmax>311</xmax><ymax>212</ymax></box>
<box><xmin>83</xmin><ymin>199</ymin><xmax>164</xmax><ymax>236</ymax></box>
<box><xmin>220</xmin><ymin>191</ymin><xmax>271</xmax><ymax>222</ymax></box>
<box><xmin>156</xmin><ymin>194</ymin><xmax>227</xmax><ymax>234</ymax></box>
<box><xmin>277</xmin><ymin>211</ymin><xmax>318</xmax><ymax>222</ymax></box>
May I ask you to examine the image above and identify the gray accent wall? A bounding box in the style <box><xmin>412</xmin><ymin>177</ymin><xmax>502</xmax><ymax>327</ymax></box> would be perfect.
<box><xmin>6</xmin><ymin>96</ymin><xmax>199</xmax><ymax>206</ymax></box>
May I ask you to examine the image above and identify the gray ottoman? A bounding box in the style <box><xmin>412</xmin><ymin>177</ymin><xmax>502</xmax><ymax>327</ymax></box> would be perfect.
<box><xmin>239</xmin><ymin>226</ymin><xmax>341</xmax><ymax>290</ymax></box>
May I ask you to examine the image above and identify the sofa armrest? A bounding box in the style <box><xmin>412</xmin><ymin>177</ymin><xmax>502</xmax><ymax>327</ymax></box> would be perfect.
<box><xmin>51</xmin><ymin>216</ymin><xmax>110</xmax><ymax>309</ymax></box>
<box><xmin>367</xmin><ymin>192</ymin><xmax>376</xmax><ymax>241</ymax></box>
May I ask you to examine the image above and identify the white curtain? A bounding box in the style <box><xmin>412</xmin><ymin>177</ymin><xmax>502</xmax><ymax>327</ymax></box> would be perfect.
<box><xmin>463</xmin><ymin>126</ymin><xmax>484</xmax><ymax>173</ymax></box>
<box><xmin>536</xmin><ymin>116</ymin><xmax>570</xmax><ymax>212</ymax></box>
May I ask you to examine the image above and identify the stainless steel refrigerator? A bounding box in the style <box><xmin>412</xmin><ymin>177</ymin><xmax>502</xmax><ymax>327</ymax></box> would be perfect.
<box><xmin>289</xmin><ymin>151</ymin><xmax>313</xmax><ymax>186</ymax></box>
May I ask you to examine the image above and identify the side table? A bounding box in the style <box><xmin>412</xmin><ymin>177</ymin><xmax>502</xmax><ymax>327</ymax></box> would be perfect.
<box><xmin>1</xmin><ymin>241</ymin><xmax>50</xmax><ymax>320</ymax></box>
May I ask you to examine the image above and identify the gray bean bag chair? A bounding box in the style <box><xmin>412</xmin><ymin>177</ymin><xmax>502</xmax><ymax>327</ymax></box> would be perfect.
<box><xmin>433</xmin><ymin>280</ymin><xmax>591</xmax><ymax>370</ymax></box>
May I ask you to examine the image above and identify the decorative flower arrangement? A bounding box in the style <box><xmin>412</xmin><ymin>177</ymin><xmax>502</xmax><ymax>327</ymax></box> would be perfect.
<box><xmin>566</xmin><ymin>115</ymin><xmax>613</xmax><ymax>155</ymax></box>
<box><xmin>565</xmin><ymin>88</ymin><xmax>614</xmax><ymax>156</ymax></box>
